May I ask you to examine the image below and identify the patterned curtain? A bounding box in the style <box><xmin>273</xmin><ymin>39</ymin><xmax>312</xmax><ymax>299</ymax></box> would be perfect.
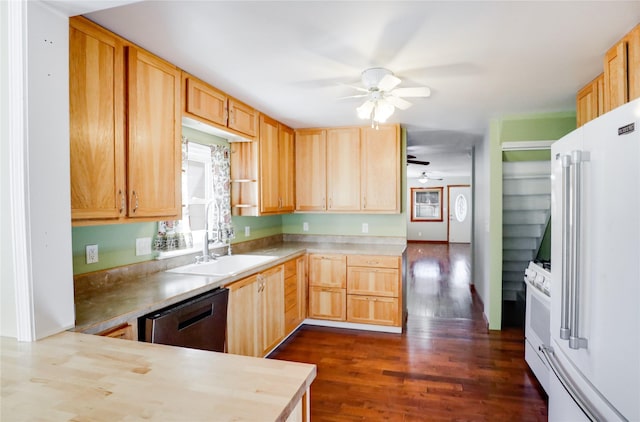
<box><xmin>208</xmin><ymin>144</ymin><xmax>235</xmax><ymax>242</ymax></box>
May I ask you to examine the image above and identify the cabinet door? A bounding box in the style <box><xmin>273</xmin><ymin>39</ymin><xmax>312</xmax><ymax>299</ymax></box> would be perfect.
<box><xmin>69</xmin><ymin>18</ymin><xmax>125</xmax><ymax>221</ymax></box>
<box><xmin>127</xmin><ymin>46</ymin><xmax>182</xmax><ymax>219</ymax></box>
<box><xmin>284</xmin><ymin>255</ymin><xmax>308</xmax><ymax>333</ymax></box>
<box><xmin>361</xmin><ymin>125</ymin><xmax>400</xmax><ymax>213</ymax></box>
<box><xmin>308</xmin><ymin>254</ymin><xmax>346</xmax><ymax>288</ymax></box>
<box><xmin>628</xmin><ymin>25</ymin><xmax>640</xmax><ymax>102</ymax></box>
<box><xmin>259</xmin><ymin>115</ymin><xmax>281</xmax><ymax>214</ymax></box>
<box><xmin>347</xmin><ymin>295</ymin><xmax>399</xmax><ymax>326</ymax></box>
<box><xmin>227</xmin><ymin>275</ymin><xmax>261</xmax><ymax>357</ymax></box>
<box><xmin>228</xmin><ymin>98</ymin><xmax>257</xmax><ymax>137</ymax></box>
<box><xmin>326</xmin><ymin>128</ymin><xmax>360</xmax><ymax>211</ymax></box>
<box><xmin>296</xmin><ymin>255</ymin><xmax>307</xmax><ymax>325</ymax></box>
<box><xmin>295</xmin><ymin>129</ymin><xmax>326</xmax><ymax>211</ymax></box>
<box><xmin>184</xmin><ymin>74</ymin><xmax>227</xmax><ymax>126</ymax></box>
<box><xmin>308</xmin><ymin>287</ymin><xmax>346</xmax><ymax>321</ymax></box>
<box><xmin>576</xmin><ymin>74</ymin><xmax>603</xmax><ymax>127</ymax></box>
<box><xmin>261</xmin><ymin>265</ymin><xmax>285</xmax><ymax>355</ymax></box>
<box><xmin>603</xmin><ymin>40</ymin><xmax>628</xmax><ymax>113</ymax></box>
<box><xmin>279</xmin><ymin>124</ymin><xmax>296</xmax><ymax>212</ymax></box>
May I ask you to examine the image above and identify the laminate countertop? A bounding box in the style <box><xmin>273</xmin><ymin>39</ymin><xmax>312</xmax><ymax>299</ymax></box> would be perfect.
<box><xmin>1</xmin><ymin>331</ymin><xmax>316</xmax><ymax>421</ymax></box>
<box><xmin>75</xmin><ymin>241</ymin><xmax>406</xmax><ymax>334</ymax></box>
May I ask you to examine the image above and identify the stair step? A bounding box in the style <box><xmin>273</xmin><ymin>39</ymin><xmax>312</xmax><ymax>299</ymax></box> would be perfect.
<box><xmin>503</xmin><ymin>210</ymin><xmax>549</xmax><ymax>224</ymax></box>
<box><xmin>503</xmin><ymin>237</ymin><xmax>538</xmax><ymax>250</ymax></box>
<box><xmin>502</xmin><ymin>261</ymin><xmax>530</xmax><ymax>272</ymax></box>
<box><xmin>503</xmin><ymin>224</ymin><xmax>545</xmax><ymax>237</ymax></box>
<box><xmin>503</xmin><ymin>178</ymin><xmax>551</xmax><ymax>195</ymax></box>
<box><xmin>503</xmin><ymin>249</ymin><xmax>536</xmax><ymax>261</ymax></box>
<box><xmin>503</xmin><ymin>195</ymin><xmax>551</xmax><ymax>211</ymax></box>
<box><xmin>503</xmin><ymin>161</ymin><xmax>551</xmax><ymax>177</ymax></box>
<box><xmin>502</xmin><ymin>271</ymin><xmax>526</xmax><ymax>282</ymax></box>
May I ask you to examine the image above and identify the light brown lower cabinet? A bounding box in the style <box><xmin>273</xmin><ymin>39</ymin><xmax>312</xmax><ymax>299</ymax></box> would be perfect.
<box><xmin>97</xmin><ymin>322</ymin><xmax>136</xmax><ymax>340</ymax></box>
<box><xmin>308</xmin><ymin>286</ymin><xmax>346</xmax><ymax>321</ymax></box>
<box><xmin>285</xmin><ymin>256</ymin><xmax>307</xmax><ymax>333</ymax></box>
<box><xmin>346</xmin><ymin>295</ymin><xmax>399</xmax><ymax>326</ymax></box>
<box><xmin>227</xmin><ymin>265</ymin><xmax>284</xmax><ymax>357</ymax></box>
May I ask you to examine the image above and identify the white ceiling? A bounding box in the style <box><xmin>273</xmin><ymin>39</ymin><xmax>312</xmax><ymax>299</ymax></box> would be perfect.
<box><xmin>51</xmin><ymin>0</ymin><xmax>640</xmax><ymax>177</ymax></box>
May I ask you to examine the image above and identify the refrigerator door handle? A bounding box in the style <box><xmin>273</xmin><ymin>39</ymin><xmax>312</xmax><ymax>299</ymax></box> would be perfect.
<box><xmin>569</xmin><ymin>150</ymin><xmax>589</xmax><ymax>350</ymax></box>
<box><xmin>559</xmin><ymin>153</ymin><xmax>572</xmax><ymax>341</ymax></box>
<box><xmin>541</xmin><ymin>345</ymin><xmax>605</xmax><ymax>422</ymax></box>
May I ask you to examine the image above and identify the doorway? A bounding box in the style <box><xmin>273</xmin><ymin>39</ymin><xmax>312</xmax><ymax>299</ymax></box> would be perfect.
<box><xmin>447</xmin><ymin>185</ymin><xmax>471</xmax><ymax>243</ymax></box>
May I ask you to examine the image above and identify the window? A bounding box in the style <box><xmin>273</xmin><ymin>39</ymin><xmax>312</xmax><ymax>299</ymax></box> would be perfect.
<box><xmin>411</xmin><ymin>187</ymin><xmax>443</xmax><ymax>222</ymax></box>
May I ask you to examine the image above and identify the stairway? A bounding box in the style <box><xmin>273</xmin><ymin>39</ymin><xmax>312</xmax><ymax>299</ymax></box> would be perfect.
<box><xmin>502</xmin><ymin>161</ymin><xmax>551</xmax><ymax>302</ymax></box>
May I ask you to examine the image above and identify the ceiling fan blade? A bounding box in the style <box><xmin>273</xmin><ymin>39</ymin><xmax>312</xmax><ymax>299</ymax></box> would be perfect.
<box><xmin>377</xmin><ymin>74</ymin><xmax>401</xmax><ymax>91</ymax></box>
<box><xmin>391</xmin><ymin>86</ymin><xmax>431</xmax><ymax>98</ymax></box>
<box><xmin>385</xmin><ymin>95</ymin><xmax>412</xmax><ymax>110</ymax></box>
<box><xmin>339</xmin><ymin>83</ymin><xmax>370</xmax><ymax>93</ymax></box>
<box><xmin>407</xmin><ymin>159</ymin><xmax>430</xmax><ymax>166</ymax></box>
<box><xmin>337</xmin><ymin>94</ymin><xmax>369</xmax><ymax>100</ymax></box>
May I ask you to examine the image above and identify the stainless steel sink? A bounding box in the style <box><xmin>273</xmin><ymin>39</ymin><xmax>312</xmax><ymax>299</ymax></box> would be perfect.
<box><xmin>166</xmin><ymin>254</ymin><xmax>276</xmax><ymax>276</ymax></box>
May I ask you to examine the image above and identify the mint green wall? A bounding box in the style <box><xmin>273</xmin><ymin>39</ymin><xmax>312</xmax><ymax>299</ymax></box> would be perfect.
<box><xmin>502</xmin><ymin>150</ymin><xmax>551</xmax><ymax>161</ymax></box>
<box><xmin>486</xmin><ymin>111</ymin><xmax>576</xmax><ymax>330</ymax></box>
<box><xmin>72</xmin><ymin>222</ymin><xmax>158</xmax><ymax>274</ymax></box>
<box><xmin>282</xmin><ymin>213</ymin><xmax>406</xmax><ymax>236</ymax></box>
<box><xmin>232</xmin><ymin>215</ymin><xmax>283</xmax><ymax>241</ymax></box>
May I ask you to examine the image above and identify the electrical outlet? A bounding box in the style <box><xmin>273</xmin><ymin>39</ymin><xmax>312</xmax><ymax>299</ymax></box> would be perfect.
<box><xmin>136</xmin><ymin>237</ymin><xmax>152</xmax><ymax>256</ymax></box>
<box><xmin>86</xmin><ymin>244</ymin><xmax>98</xmax><ymax>264</ymax></box>
<box><xmin>362</xmin><ymin>223</ymin><xmax>369</xmax><ymax>233</ymax></box>
<box><xmin>418</xmin><ymin>231</ymin><xmax>422</xmax><ymax>237</ymax></box>
<box><xmin>244</xmin><ymin>226</ymin><xmax>250</xmax><ymax>237</ymax></box>
<box><xmin>303</xmin><ymin>222</ymin><xmax>309</xmax><ymax>232</ymax></box>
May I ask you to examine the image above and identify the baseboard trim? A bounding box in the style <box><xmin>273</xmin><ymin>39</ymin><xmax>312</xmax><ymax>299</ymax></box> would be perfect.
<box><xmin>303</xmin><ymin>319</ymin><xmax>402</xmax><ymax>334</ymax></box>
<box><xmin>407</xmin><ymin>240</ymin><xmax>449</xmax><ymax>244</ymax></box>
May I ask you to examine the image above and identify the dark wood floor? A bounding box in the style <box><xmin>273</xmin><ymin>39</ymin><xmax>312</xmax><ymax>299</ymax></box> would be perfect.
<box><xmin>270</xmin><ymin>242</ymin><xmax>548</xmax><ymax>421</ymax></box>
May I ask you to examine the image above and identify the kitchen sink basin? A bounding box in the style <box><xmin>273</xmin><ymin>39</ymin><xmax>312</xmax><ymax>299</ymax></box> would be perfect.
<box><xmin>166</xmin><ymin>254</ymin><xmax>276</xmax><ymax>277</ymax></box>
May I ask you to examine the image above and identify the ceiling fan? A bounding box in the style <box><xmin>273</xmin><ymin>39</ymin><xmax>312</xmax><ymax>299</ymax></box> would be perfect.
<box><xmin>418</xmin><ymin>171</ymin><xmax>443</xmax><ymax>184</ymax></box>
<box><xmin>343</xmin><ymin>68</ymin><xmax>431</xmax><ymax>125</ymax></box>
<box><xmin>407</xmin><ymin>154</ymin><xmax>430</xmax><ymax>166</ymax></box>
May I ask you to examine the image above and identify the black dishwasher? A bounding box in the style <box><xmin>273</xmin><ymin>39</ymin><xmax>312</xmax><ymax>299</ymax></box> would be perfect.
<box><xmin>139</xmin><ymin>288</ymin><xmax>229</xmax><ymax>352</ymax></box>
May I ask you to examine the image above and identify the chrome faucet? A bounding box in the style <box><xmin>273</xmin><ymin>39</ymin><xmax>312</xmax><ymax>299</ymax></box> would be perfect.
<box><xmin>198</xmin><ymin>199</ymin><xmax>220</xmax><ymax>263</ymax></box>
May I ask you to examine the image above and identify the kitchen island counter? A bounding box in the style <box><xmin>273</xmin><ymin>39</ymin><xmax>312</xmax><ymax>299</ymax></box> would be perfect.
<box><xmin>1</xmin><ymin>331</ymin><xmax>315</xmax><ymax>421</ymax></box>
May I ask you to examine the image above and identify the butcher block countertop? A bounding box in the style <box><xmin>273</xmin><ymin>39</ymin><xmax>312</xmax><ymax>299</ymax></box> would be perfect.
<box><xmin>1</xmin><ymin>331</ymin><xmax>316</xmax><ymax>421</ymax></box>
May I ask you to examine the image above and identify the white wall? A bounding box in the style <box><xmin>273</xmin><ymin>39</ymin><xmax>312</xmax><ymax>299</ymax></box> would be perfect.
<box><xmin>406</xmin><ymin>176</ymin><xmax>471</xmax><ymax>242</ymax></box>
<box><xmin>472</xmin><ymin>129</ymin><xmax>491</xmax><ymax>326</ymax></box>
<box><xmin>2</xmin><ymin>1</ymin><xmax>75</xmax><ymax>339</ymax></box>
<box><xmin>1</xmin><ymin>0</ymin><xmax>17</xmax><ymax>338</ymax></box>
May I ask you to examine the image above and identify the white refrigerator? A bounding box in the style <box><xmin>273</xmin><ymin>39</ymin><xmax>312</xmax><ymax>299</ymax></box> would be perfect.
<box><xmin>547</xmin><ymin>98</ymin><xmax>640</xmax><ymax>421</ymax></box>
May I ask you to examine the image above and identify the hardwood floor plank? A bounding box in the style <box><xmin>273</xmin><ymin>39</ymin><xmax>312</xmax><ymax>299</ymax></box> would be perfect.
<box><xmin>269</xmin><ymin>242</ymin><xmax>548</xmax><ymax>421</ymax></box>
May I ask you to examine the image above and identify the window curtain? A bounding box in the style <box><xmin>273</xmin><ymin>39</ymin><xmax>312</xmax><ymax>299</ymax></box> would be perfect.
<box><xmin>155</xmin><ymin>139</ymin><xmax>234</xmax><ymax>252</ymax></box>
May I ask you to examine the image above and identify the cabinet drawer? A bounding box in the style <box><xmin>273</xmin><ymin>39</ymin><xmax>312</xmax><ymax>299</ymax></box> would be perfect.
<box><xmin>283</xmin><ymin>259</ymin><xmax>297</xmax><ymax>279</ymax></box>
<box><xmin>347</xmin><ymin>267</ymin><xmax>399</xmax><ymax>297</ymax></box>
<box><xmin>347</xmin><ymin>255</ymin><xmax>399</xmax><ymax>269</ymax></box>
<box><xmin>308</xmin><ymin>286</ymin><xmax>346</xmax><ymax>321</ymax></box>
<box><xmin>308</xmin><ymin>254</ymin><xmax>346</xmax><ymax>288</ymax></box>
<box><xmin>347</xmin><ymin>295</ymin><xmax>399</xmax><ymax>326</ymax></box>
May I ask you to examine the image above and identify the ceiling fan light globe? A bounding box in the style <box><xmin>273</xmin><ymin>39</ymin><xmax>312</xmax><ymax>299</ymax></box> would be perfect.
<box><xmin>374</xmin><ymin>100</ymin><xmax>395</xmax><ymax>123</ymax></box>
<box><xmin>356</xmin><ymin>101</ymin><xmax>374</xmax><ymax>119</ymax></box>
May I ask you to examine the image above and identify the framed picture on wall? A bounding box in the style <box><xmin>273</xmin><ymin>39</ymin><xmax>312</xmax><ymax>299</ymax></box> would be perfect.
<box><xmin>411</xmin><ymin>187</ymin><xmax>443</xmax><ymax>222</ymax></box>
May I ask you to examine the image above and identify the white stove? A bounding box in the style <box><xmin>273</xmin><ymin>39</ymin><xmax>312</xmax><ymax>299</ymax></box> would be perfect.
<box><xmin>524</xmin><ymin>260</ymin><xmax>552</xmax><ymax>393</ymax></box>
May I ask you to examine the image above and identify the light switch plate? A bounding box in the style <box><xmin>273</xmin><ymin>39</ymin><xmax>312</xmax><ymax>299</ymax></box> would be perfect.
<box><xmin>136</xmin><ymin>237</ymin><xmax>152</xmax><ymax>256</ymax></box>
<box><xmin>244</xmin><ymin>226</ymin><xmax>251</xmax><ymax>237</ymax></box>
<box><xmin>303</xmin><ymin>222</ymin><xmax>309</xmax><ymax>232</ymax></box>
<box><xmin>86</xmin><ymin>244</ymin><xmax>98</xmax><ymax>264</ymax></box>
<box><xmin>362</xmin><ymin>223</ymin><xmax>369</xmax><ymax>233</ymax></box>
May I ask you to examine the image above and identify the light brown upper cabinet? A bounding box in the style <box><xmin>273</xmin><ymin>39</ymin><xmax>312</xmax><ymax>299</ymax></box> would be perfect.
<box><xmin>603</xmin><ymin>24</ymin><xmax>640</xmax><ymax>113</ymax></box>
<box><xmin>361</xmin><ymin>125</ymin><xmax>401</xmax><ymax>213</ymax></box>
<box><xmin>69</xmin><ymin>17</ymin><xmax>181</xmax><ymax>225</ymax></box>
<box><xmin>259</xmin><ymin>115</ymin><xmax>295</xmax><ymax>214</ymax></box>
<box><xmin>627</xmin><ymin>24</ymin><xmax>640</xmax><ymax>102</ymax></box>
<box><xmin>182</xmin><ymin>72</ymin><xmax>258</xmax><ymax>139</ymax></box>
<box><xmin>576</xmin><ymin>74</ymin><xmax>604</xmax><ymax>127</ymax></box>
<box><xmin>295</xmin><ymin>124</ymin><xmax>400</xmax><ymax>214</ymax></box>
<box><xmin>295</xmin><ymin>129</ymin><xmax>327</xmax><ymax>212</ymax></box>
